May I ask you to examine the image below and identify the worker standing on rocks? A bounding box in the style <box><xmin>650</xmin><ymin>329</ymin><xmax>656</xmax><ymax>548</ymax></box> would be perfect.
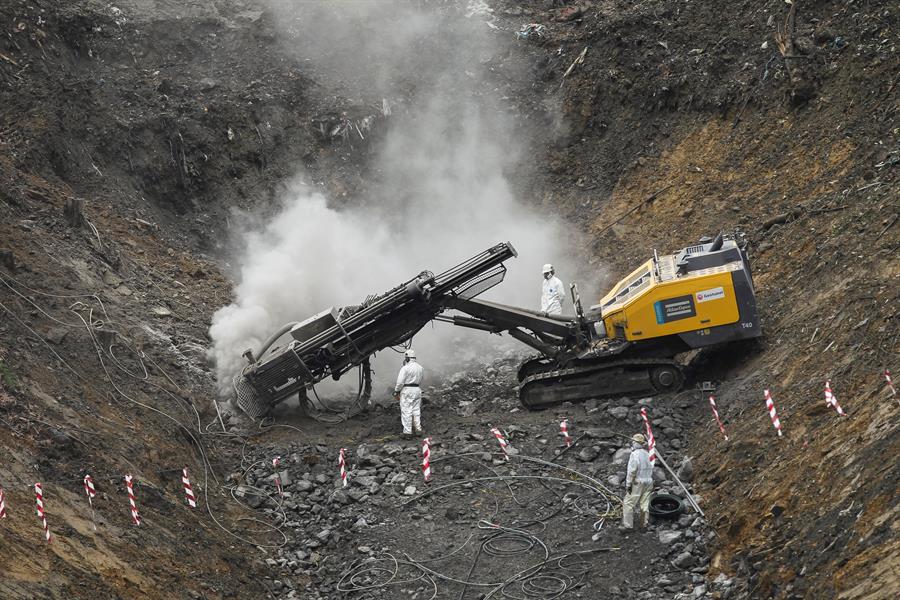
<box><xmin>622</xmin><ymin>433</ymin><xmax>654</xmax><ymax>530</ymax></box>
<box><xmin>394</xmin><ymin>349</ymin><xmax>424</xmax><ymax>439</ymax></box>
<box><xmin>541</xmin><ymin>264</ymin><xmax>565</xmax><ymax>315</ymax></box>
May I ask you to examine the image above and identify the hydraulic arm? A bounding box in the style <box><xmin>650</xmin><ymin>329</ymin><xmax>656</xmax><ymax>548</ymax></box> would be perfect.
<box><xmin>233</xmin><ymin>242</ymin><xmax>517</xmax><ymax>417</ymax></box>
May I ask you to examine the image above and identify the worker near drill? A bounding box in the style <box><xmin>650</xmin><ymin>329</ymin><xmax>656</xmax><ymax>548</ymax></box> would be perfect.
<box><xmin>393</xmin><ymin>349</ymin><xmax>424</xmax><ymax>439</ymax></box>
<box><xmin>541</xmin><ymin>264</ymin><xmax>565</xmax><ymax>315</ymax></box>
<box><xmin>622</xmin><ymin>433</ymin><xmax>654</xmax><ymax>530</ymax></box>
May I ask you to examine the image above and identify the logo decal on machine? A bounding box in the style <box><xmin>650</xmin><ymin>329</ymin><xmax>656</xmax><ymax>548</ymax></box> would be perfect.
<box><xmin>654</xmin><ymin>295</ymin><xmax>696</xmax><ymax>324</ymax></box>
<box><xmin>696</xmin><ymin>287</ymin><xmax>726</xmax><ymax>303</ymax></box>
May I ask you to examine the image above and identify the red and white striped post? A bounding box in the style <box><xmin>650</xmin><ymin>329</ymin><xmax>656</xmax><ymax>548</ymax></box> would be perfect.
<box><xmin>34</xmin><ymin>483</ymin><xmax>51</xmax><ymax>542</ymax></box>
<box><xmin>708</xmin><ymin>395</ymin><xmax>729</xmax><ymax>440</ymax></box>
<box><xmin>559</xmin><ymin>419</ymin><xmax>572</xmax><ymax>447</ymax></box>
<box><xmin>824</xmin><ymin>381</ymin><xmax>846</xmax><ymax>416</ymax></box>
<box><xmin>338</xmin><ymin>448</ymin><xmax>348</xmax><ymax>488</ymax></box>
<box><xmin>421</xmin><ymin>437</ymin><xmax>433</xmax><ymax>483</ymax></box>
<box><xmin>84</xmin><ymin>475</ymin><xmax>97</xmax><ymax>530</ymax></box>
<box><xmin>182</xmin><ymin>468</ymin><xmax>197</xmax><ymax>508</ymax></box>
<box><xmin>885</xmin><ymin>370</ymin><xmax>898</xmax><ymax>406</ymax></box>
<box><xmin>272</xmin><ymin>457</ymin><xmax>283</xmax><ymax>498</ymax></box>
<box><xmin>490</xmin><ymin>427</ymin><xmax>510</xmax><ymax>461</ymax></box>
<box><xmin>0</xmin><ymin>487</ymin><xmax>7</xmax><ymax>519</ymax></box>
<box><xmin>124</xmin><ymin>475</ymin><xmax>141</xmax><ymax>526</ymax></box>
<box><xmin>639</xmin><ymin>407</ymin><xmax>657</xmax><ymax>462</ymax></box>
<box><xmin>764</xmin><ymin>389</ymin><xmax>783</xmax><ymax>437</ymax></box>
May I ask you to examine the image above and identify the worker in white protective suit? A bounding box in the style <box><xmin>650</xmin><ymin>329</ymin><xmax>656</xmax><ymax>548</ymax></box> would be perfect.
<box><xmin>541</xmin><ymin>264</ymin><xmax>565</xmax><ymax>315</ymax></box>
<box><xmin>622</xmin><ymin>433</ymin><xmax>654</xmax><ymax>530</ymax></box>
<box><xmin>393</xmin><ymin>349</ymin><xmax>424</xmax><ymax>439</ymax></box>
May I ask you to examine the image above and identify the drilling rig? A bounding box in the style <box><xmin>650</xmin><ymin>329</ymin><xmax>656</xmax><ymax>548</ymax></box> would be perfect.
<box><xmin>232</xmin><ymin>235</ymin><xmax>761</xmax><ymax>417</ymax></box>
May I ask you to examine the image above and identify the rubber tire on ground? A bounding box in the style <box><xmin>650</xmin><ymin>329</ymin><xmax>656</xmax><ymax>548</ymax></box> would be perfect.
<box><xmin>648</xmin><ymin>493</ymin><xmax>684</xmax><ymax>519</ymax></box>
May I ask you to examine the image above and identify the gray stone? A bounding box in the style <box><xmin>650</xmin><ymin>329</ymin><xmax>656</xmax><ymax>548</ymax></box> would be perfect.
<box><xmin>608</xmin><ymin>406</ymin><xmax>629</xmax><ymax>419</ymax></box>
<box><xmin>577</xmin><ymin>447</ymin><xmax>599</xmax><ymax>462</ymax></box>
<box><xmin>456</xmin><ymin>401</ymin><xmax>476</xmax><ymax>417</ymax></box>
<box><xmin>677</xmin><ymin>457</ymin><xmax>694</xmax><ymax>482</ymax></box>
<box><xmin>295</xmin><ymin>480</ymin><xmax>314</xmax><ymax>492</ymax></box>
<box><xmin>403</xmin><ymin>485</ymin><xmax>417</xmax><ymax>496</ymax></box>
<box><xmin>673</xmin><ymin>551</ymin><xmax>696</xmax><ymax>568</ymax></box>
<box><xmin>607</xmin><ymin>475</ymin><xmax>622</xmax><ymax>487</ymax></box>
<box><xmin>652</xmin><ymin>467</ymin><xmax>667</xmax><ymax>483</ymax></box>
<box><xmin>693</xmin><ymin>584</ymin><xmax>707</xmax><ymax>597</ymax></box>
<box><xmin>658</xmin><ymin>530</ymin><xmax>683</xmax><ymax>545</ymax></box>
<box><xmin>279</xmin><ymin>470</ymin><xmax>292</xmax><ymax>486</ymax></box>
<box><xmin>347</xmin><ymin>489</ymin><xmax>367</xmax><ymax>502</ymax></box>
<box><xmin>315</xmin><ymin>529</ymin><xmax>331</xmax><ymax>541</ymax></box>
<box><xmin>655</xmin><ymin>416</ymin><xmax>675</xmax><ymax>429</ymax></box>
<box><xmin>612</xmin><ymin>448</ymin><xmax>631</xmax><ymax>464</ymax></box>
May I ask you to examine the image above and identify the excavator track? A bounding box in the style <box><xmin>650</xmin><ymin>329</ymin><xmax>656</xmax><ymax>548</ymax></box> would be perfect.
<box><xmin>518</xmin><ymin>357</ymin><xmax>684</xmax><ymax>410</ymax></box>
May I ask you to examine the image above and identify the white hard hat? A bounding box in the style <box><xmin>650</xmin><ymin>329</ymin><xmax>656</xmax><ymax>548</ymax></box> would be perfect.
<box><xmin>405</xmin><ymin>349</ymin><xmax>416</xmax><ymax>359</ymax></box>
<box><xmin>542</xmin><ymin>263</ymin><xmax>554</xmax><ymax>274</ymax></box>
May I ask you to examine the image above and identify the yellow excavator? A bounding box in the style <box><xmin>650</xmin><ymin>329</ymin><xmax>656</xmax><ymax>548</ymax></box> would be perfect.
<box><xmin>447</xmin><ymin>233</ymin><xmax>761</xmax><ymax>408</ymax></box>
<box><xmin>234</xmin><ymin>234</ymin><xmax>760</xmax><ymax>417</ymax></box>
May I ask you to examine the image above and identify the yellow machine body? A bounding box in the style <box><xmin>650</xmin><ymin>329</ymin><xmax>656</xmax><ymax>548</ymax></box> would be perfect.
<box><xmin>594</xmin><ymin>236</ymin><xmax>760</xmax><ymax>350</ymax></box>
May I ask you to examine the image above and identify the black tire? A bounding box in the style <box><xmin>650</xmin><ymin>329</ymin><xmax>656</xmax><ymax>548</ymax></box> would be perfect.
<box><xmin>650</xmin><ymin>365</ymin><xmax>683</xmax><ymax>393</ymax></box>
<box><xmin>648</xmin><ymin>493</ymin><xmax>684</xmax><ymax>519</ymax></box>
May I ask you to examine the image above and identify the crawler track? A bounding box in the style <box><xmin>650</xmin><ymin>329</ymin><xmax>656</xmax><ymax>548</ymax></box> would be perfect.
<box><xmin>518</xmin><ymin>357</ymin><xmax>683</xmax><ymax>409</ymax></box>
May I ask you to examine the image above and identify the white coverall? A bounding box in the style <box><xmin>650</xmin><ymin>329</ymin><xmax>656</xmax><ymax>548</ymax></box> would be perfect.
<box><xmin>395</xmin><ymin>359</ymin><xmax>424</xmax><ymax>435</ymax></box>
<box><xmin>622</xmin><ymin>445</ymin><xmax>654</xmax><ymax>529</ymax></box>
<box><xmin>541</xmin><ymin>275</ymin><xmax>565</xmax><ymax>315</ymax></box>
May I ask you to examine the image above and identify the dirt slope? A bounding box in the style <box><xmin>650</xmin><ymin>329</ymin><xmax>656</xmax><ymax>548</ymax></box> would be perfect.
<box><xmin>1</xmin><ymin>0</ymin><xmax>897</xmax><ymax>599</ymax></box>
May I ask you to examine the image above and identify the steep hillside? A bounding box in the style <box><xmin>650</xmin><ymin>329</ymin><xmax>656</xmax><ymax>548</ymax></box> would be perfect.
<box><xmin>1</xmin><ymin>1</ymin><xmax>896</xmax><ymax>599</ymax></box>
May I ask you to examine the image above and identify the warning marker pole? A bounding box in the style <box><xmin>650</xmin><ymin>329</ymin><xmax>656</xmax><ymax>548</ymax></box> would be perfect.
<box><xmin>708</xmin><ymin>395</ymin><xmax>729</xmax><ymax>440</ymax></box>
<box><xmin>83</xmin><ymin>475</ymin><xmax>97</xmax><ymax>530</ymax></box>
<box><xmin>764</xmin><ymin>389</ymin><xmax>783</xmax><ymax>437</ymax></box>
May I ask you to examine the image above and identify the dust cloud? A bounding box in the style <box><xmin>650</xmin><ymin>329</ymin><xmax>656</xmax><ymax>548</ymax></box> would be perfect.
<box><xmin>209</xmin><ymin>1</ymin><xmax>596</xmax><ymax>396</ymax></box>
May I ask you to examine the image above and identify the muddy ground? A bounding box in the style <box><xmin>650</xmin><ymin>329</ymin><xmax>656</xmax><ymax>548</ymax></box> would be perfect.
<box><xmin>1</xmin><ymin>0</ymin><xmax>898</xmax><ymax>599</ymax></box>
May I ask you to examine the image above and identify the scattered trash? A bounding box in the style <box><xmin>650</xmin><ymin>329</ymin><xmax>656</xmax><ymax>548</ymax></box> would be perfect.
<box><xmin>556</xmin><ymin>5</ymin><xmax>583</xmax><ymax>23</ymax></box>
<box><xmin>562</xmin><ymin>46</ymin><xmax>588</xmax><ymax>81</ymax></box>
<box><xmin>516</xmin><ymin>23</ymin><xmax>546</xmax><ymax>40</ymax></box>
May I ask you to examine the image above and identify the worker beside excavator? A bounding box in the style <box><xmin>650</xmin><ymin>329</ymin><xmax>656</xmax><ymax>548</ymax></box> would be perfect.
<box><xmin>622</xmin><ymin>433</ymin><xmax>654</xmax><ymax>530</ymax></box>
<box><xmin>540</xmin><ymin>263</ymin><xmax>565</xmax><ymax>315</ymax></box>
<box><xmin>394</xmin><ymin>349</ymin><xmax>424</xmax><ymax>439</ymax></box>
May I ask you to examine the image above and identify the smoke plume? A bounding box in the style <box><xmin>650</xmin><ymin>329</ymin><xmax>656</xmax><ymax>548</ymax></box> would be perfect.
<box><xmin>209</xmin><ymin>1</ymin><xmax>594</xmax><ymax>395</ymax></box>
